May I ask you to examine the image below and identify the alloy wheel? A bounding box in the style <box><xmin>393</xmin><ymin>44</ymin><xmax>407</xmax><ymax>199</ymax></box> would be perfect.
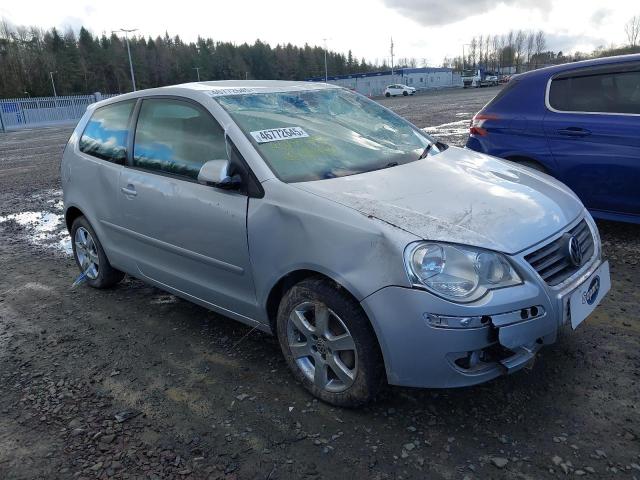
<box><xmin>286</xmin><ymin>301</ymin><xmax>358</xmax><ymax>393</ymax></box>
<box><xmin>74</xmin><ymin>226</ymin><xmax>99</xmax><ymax>279</ymax></box>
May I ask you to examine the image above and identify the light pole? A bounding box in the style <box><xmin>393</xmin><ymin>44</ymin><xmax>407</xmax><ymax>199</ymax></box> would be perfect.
<box><xmin>49</xmin><ymin>71</ymin><xmax>58</xmax><ymax>97</ymax></box>
<box><xmin>322</xmin><ymin>38</ymin><xmax>330</xmax><ymax>82</ymax></box>
<box><xmin>390</xmin><ymin>37</ymin><xmax>395</xmax><ymax>75</ymax></box>
<box><xmin>112</xmin><ymin>28</ymin><xmax>138</xmax><ymax>91</ymax></box>
<box><xmin>193</xmin><ymin>67</ymin><xmax>201</xmax><ymax>81</ymax></box>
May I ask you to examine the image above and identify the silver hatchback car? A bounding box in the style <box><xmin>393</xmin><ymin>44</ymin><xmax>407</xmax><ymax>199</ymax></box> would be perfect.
<box><xmin>62</xmin><ymin>81</ymin><xmax>610</xmax><ymax>406</ymax></box>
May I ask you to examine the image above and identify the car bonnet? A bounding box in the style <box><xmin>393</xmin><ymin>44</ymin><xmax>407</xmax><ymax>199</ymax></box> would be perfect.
<box><xmin>292</xmin><ymin>146</ymin><xmax>583</xmax><ymax>254</ymax></box>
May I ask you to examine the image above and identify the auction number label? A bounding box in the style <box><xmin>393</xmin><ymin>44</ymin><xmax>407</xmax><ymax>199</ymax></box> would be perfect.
<box><xmin>250</xmin><ymin>127</ymin><xmax>309</xmax><ymax>143</ymax></box>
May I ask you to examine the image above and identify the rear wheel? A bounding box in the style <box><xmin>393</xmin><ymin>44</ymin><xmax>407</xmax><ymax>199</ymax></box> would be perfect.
<box><xmin>71</xmin><ymin>216</ymin><xmax>124</xmax><ymax>289</ymax></box>
<box><xmin>277</xmin><ymin>277</ymin><xmax>385</xmax><ymax>407</ymax></box>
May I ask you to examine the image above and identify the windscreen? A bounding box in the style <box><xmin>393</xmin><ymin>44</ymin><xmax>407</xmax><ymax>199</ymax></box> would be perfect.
<box><xmin>217</xmin><ymin>88</ymin><xmax>437</xmax><ymax>182</ymax></box>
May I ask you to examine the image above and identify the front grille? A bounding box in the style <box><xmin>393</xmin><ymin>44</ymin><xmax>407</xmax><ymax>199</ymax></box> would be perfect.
<box><xmin>525</xmin><ymin>220</ymin><xmax>594</xmax><ymax>286</ymax></box>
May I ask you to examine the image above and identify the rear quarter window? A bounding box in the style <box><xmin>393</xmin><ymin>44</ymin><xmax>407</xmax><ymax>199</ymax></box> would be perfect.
<box><xmin>548</xmin><ymin>64</ymin><xmax>640</xmax><ymax>114</ymax></box>
<box><xmin>79</xmin><ymin>101</ymin><xmax>135</xmax><ymax>163</ymax></box>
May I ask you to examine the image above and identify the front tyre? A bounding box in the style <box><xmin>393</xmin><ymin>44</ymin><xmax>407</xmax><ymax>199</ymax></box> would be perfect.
<box><xmin>277</xmin><ymin>277</ymin><xmax>385</xmax><ymax>407</ymax></box>
<box><xmin>403</xmin><ymin>90</ymin><xmax>408</xmax><ymax>96</ymax></box>
<box><xmin>71</xmin><ymin>216</ymin><xmax>124</xmax><ymax>289</ymax></box>
<box><xmin>385</xmin><ymin>92</ymin><xmax>391</xmax><ymax>97</ymax></box>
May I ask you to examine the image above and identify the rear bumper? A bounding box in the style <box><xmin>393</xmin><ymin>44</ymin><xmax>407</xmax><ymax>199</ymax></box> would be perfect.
<box><xmin>465</xmin><ymin>135</ymin><xmax>485</xmax><ymax>153</ymax></box>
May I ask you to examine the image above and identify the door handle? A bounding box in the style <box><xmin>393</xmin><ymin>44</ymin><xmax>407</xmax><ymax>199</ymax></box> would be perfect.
<box><xmin>557</xmin><ymin>127</ymin><xmax>591</xmax><ymax>137</ymax></box>
<box><xmin>121</xmin><ymin>185</ymin><xmax>137</xmax><ymax>196</ymax></box>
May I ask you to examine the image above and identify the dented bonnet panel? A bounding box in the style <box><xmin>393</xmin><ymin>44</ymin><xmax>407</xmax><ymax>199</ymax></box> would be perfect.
<box><xmin>294</xmin><ymin>146</ymin><xmax>583</xmax><ymax>254</ymax></box>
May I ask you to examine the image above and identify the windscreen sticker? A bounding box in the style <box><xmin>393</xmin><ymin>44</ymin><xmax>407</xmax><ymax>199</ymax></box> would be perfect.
<box><xmin>250</xmin><ymin>127</ymin><xmax>309</xmax><ymax>143</ymax></box>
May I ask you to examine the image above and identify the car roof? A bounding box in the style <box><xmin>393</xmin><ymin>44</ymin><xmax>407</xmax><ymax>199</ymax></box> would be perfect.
<box><xmin>517</xmin><ymin>53</ymin><xmax>640</xmax><ymax>80</ymax></box>
<box><xmin>91</xmin><ymin>80</ymin><xmax>339</xmax><ymax>109</ymax></box>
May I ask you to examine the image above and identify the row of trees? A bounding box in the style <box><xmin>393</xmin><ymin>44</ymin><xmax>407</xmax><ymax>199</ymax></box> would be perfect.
<box><xmin>0</xmin><ymin>20</ymin><xmax>379</xmax><ymax>98</ymax></box>
<box><xmin>443</xmin><ymin>30</ymin><xmax>552</xmax><ymax>73</ymax></box>
<box><xmin>443</xmin><ymin>15</ymin><xmax>640</xmax><ymax>74</ymax></box>
<box><xmin>2</xmin><ymin>16</ymin><xmax>640</xmax><ymax>98</ymax></box>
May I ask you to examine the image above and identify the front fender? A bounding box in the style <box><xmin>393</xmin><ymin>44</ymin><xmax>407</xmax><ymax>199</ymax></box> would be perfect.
<box><xmin>248</xmin><ymin>179</ymin><xmax>418</xmax><ymax>323</ymax></box>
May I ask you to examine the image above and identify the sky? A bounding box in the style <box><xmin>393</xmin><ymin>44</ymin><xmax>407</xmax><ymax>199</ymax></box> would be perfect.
<box><xmin>1</xmin><ymin>0</ymin><xmax>637</xmax><ymax>66</ymax></box>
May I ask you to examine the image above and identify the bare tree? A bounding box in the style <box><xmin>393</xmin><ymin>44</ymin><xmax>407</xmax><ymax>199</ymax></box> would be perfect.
<box><xmin>534</xmin><ymin>30</ymin><xmax>546</xmax><ymax>68</ymax></box>
<box><xmin>625</xmin><ymin>15</ymin><xmax>640</xmax><ymax>47</ymax></box>
<box><xmin>525</xmin><ymin>31</ymin><xmax>535</xmax><ymax>70</ymax></box>
<box><xmin>514</xmin><ymin>30</ymin><xmax>526</xmax><ymax>72</ymax></box>
<box><xmin>470</xmin><ymin>37</ymin><xmax>477</xmax><ymax>69</ymax></box>
<box><xmin>491</xmin><ymin>35</ymin><xmax>500</xmax><ymax>72</ymax></box>
<box><xmin>504</xmin><ymin>31</ymin><xmax>514</xmax><ymax>68</ymax></box>
<box><xmin>485</xmin><ymin>35</ymin><xmax>490</xmax><ymax>70</ymax></box>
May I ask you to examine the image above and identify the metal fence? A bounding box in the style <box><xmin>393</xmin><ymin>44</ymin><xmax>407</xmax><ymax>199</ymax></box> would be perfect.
<box><xmin>0</xmin><ymin>93</ymin><xmax>119</xmax><ymax>132</ymax></box>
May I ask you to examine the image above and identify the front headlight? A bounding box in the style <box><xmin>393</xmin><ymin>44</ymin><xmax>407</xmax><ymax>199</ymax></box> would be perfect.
<box><xmin>404</xmin><ymin>242</ymin><xmax>522</xmax><ymax>302</ymax></box>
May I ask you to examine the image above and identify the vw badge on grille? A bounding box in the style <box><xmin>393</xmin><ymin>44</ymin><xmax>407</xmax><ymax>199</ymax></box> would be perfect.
<box><xmin>567</xmin><ymin>235</ymin><xmax>583</xmax><ymax>267</ymax></box>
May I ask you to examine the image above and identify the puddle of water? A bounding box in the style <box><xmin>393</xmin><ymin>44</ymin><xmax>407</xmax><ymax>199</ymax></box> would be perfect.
<box><xmin>151</xmin><ymin>295</ymin><xmax>179</xmax><ymax>305</ymax></box>
<box><xmin>0</xmin><ymin>188</ymin><xmax>71</xmax><ymax>254</ymax></box>
<box><xmin>0</xmin><ymin>210</ymin><xmax>71</xmax><ymax>254</ymax></box>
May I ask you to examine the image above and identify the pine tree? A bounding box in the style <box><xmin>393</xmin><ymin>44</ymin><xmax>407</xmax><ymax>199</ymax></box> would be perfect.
<box><xmin>0</xmin><ymin>20</ymin><xmax>380</xmax><ymax>98</ymax></box>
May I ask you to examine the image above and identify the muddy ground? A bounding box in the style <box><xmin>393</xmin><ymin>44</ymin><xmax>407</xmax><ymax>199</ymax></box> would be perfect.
<box><xmin>0</xmin><ymin>87</ymin><xmax>638</xmax><ymax>480</ymax></box>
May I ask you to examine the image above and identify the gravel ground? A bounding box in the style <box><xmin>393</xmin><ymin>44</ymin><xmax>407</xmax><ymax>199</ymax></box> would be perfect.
<box><xmin>1</xmin><ymin>88</ymin><xmax>639</xmax><ymax>480</ymax></box>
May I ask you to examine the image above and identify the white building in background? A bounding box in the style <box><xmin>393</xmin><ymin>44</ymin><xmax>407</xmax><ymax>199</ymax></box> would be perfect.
<box><xmin>307</xmin><ymin>67</ymin><xmax>462</xmax><ymax>97</ymax></box>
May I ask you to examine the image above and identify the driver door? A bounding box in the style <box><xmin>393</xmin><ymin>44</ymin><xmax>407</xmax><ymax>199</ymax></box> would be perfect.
<box><xmin>113</xmin><ymin>97</ymin><xmax>258</xmax><ymax>320</ymax></box>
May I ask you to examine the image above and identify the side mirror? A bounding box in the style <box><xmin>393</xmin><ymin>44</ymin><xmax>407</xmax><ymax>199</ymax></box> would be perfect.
<box><xmin>198</xmin><ymin>160</ymin><xmax>242</xmax><ymax>189</ymax></box>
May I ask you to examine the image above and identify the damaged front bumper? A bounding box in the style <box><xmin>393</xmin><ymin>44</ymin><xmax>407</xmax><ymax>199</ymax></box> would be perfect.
<box><xmin>361</xmin><ymin>283</ymin><xmax>558</xmax><ymax>388</ymax></box>
<box><xmin>360</xmin><ymin>212</ymin><xmax>607</xmax><ymax>389</ymax></box>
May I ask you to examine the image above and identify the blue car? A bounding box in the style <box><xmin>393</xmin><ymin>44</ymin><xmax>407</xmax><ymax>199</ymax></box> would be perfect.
<box><xmin>466</xmin><ymin>54</ymin><xmax>640</xmax><ymax>224</ymax></box>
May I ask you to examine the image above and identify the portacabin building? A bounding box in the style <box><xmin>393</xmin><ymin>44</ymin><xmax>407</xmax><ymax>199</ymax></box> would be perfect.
<box><xmin>307</xmin><ymin>67</ymin><xmax>462</xmax><ymax>97</ymax></box>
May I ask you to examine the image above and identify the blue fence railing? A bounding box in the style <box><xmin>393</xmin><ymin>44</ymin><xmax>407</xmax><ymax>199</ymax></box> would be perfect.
<box><xmin>0</xmin><ymin>94</ymin><xmax>119</xmax><ymax>131</ymax></box>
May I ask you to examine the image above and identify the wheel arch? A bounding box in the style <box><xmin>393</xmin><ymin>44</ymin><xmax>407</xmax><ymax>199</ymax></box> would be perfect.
<box><xmin>65</xmin><ymin>205</ymin><xmax>85</xmax><ymax>233</ymax></box>
<box><xmin>265</xmin><ymin>268</ymin><xmax>389</xmax><ymax>388</ymax></box>
<box><xmin>503</xmin><ymin>154</ymin><xmax>549</xmax><ymax>173</ymax></box>
<box><xmin>265</xmin><ymin>269</ymin><xmax>369</xmax><ymax>339</ymax></box>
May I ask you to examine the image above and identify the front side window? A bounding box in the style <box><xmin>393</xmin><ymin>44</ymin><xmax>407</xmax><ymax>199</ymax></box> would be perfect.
<box><xmin>549</xmin><ymin>67</ymin><xmax>640</xmax><ymax>114</ymax></box>
<box><xmin>133</xmin><ymin>98</ymin><xmax>228</xmax><ymax>180</ymax></box>
<box><xmin>217</xmin><ymin>88</ymin><xmax>437</xmax><ymax>182</ymax></box>
<box><xmin>80</xmin><ymin>101</ymin><xmax>134</xmax><ymax>163</ymax></box>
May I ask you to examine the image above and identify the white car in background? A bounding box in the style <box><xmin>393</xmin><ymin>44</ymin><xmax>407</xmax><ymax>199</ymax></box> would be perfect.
<box><xmin>384</xmin><ymin>84</ymin><xmax>416</xmax><ymax>97</ymax></box>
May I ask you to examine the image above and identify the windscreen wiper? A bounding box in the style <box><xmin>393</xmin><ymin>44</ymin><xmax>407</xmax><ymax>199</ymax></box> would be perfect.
<box><xmin>418</xmin><ymin>143</ymin><xmax>433</xmax><ymax>160</ymax></box>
